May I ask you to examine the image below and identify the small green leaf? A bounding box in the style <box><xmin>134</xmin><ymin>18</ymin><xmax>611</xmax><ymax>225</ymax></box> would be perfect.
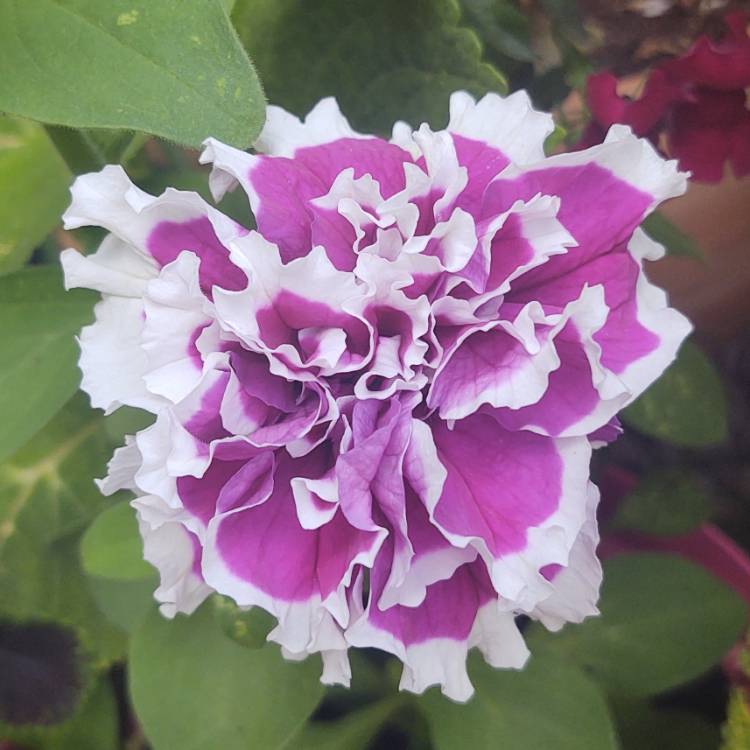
<box><xmin>642</xmin><ymin>212</ymin><xmax>703</xmax><ymax>259</ymax></box>
<box><xmin>87</xmin><ymin>574</ymin><xmax>156</xmax><ymax>634</ymax></box>
<box><xmin>0</xmin><ymin>266</ymin><xmax>95</xmax><ymax>463</ymax></box>
<box><xmin>80</xmin><ymin>501</ymin><xmax>152</xmax><ymax>581</ymax></box>
<box><xmin>609</xmin><ymin>469</ymin><xmax>713</xmax><ymax>536</ymax></box>
<box><xmin>420</xmin><ymin>652</ymin><xmax>618</xmax><ymax>749</ymax></box>
<box><xmin>129</xmin><ymin>605</ymin><xmax>324</xmax><ymax>750</ymax></box>
<box><xmin>233</xmin><ymin>0</ymin><xmax>506</xmax><ymax>134</ymax></box>
<box><xmin>622</xmin><ymin>340</ymin><xmax>729</xmax><ymax>448</ymax></box>
<box><xmin>212</xmin><ymin>594</ymin><xmax>275</xmax><ymax>649</ymax></box>
<box><xmin>0</xmin><ymin>0</ymin><xmax>265</xmax><ymax>148</ymax></box>
<box><xmin>0</xmin><ymin>117</ymin><xmax>71</xmax><ymax>275</ymax></box>
<box><xmin>528</xmin><ymin>554</ymin><xmax>747</xmax><ymax>697</ymax></box>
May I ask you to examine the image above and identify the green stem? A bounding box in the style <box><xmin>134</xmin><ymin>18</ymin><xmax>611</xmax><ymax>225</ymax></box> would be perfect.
<box><xmin>44</xmin><ymin>125</ymin><xmax>107</xmax><ymax>174</ymax></box>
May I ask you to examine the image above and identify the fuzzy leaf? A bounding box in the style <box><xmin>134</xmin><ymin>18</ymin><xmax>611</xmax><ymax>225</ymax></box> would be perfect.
<box><xmin>232</xmin><ymin>0</ymin><xmax>506</xmax><ymax>134</ymax></box>
<box><xmin>0</xmin><ymin>0</ymin><xmax>265</xmax><ymax>148</ymax></box>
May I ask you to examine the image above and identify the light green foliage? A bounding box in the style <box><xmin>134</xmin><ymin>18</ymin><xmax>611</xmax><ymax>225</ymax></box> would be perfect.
<box><xmin>420</xmin><ymin>652</ymin><xmax>618</xmax><ymax>749</ymax></box>
<box><xmin>622</xmin><ymin>340</ymin><xmax>729</xmax><ymax>447</ymax></box>
<box><xmin>81</xmin><ymin>501</ymin><xmax>153</xmax><ymax>581</ymax></box>
<box><xmin>0</xmin><ymin>395</ymin><xmax>128</xmax><ymax>663</ymax></box>
<box><xmin>528</xmin><ymin>554</ymin><xmax>747</xmax><ymax>697</ymax></box>
<box><xmin>0</xmin><ymin>117</ymin><xmax>71</xmax><ymax>274</ymax></box>
<box><xmin>129</xmin><ymin>604</ymin><xmax>325</xmax><ymax>750</ymax></box>
<box><xmin>0</xmin><ymin>266</ymin><xmax>95</xmax><ymax>462</ymax></box>
<box><xmin>0</xmin><ymin>0</ymin><xmax>265</xmax><ymax>148</ymax></box>
<box><xmin>609</xmin><ymin>469</ymin><xmax>713</xmax><ymax>536</ymax></box>
<box><xmin>232</xmin><ymin>0</ymin><xmax>506</xmax><ymax>134</ymax></box>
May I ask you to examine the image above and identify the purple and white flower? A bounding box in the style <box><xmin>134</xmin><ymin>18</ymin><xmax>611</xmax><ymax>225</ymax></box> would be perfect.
<box><xmin>62</xmin><ymin>91</ymin><xmax>691</xmax><ymax>701</ymax></box>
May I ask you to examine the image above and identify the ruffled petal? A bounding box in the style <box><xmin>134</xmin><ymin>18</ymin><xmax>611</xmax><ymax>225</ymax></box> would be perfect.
<box><xmin>78</xmin><ymin>296</ymin><xmax>163</xmax><ymax>414</ymax></box>
<box><xmin>427</xmin><ymin>414</ymin><xmax>592</xmax><ymax>611</ymax></box>
<box><xmin>347</xmin><ymin>552</ymin><xmax>528</xmax><ymax>701</ymax></box>
<box><xmin>63</xmin><ymin>165</ymin><xmax>247</xmax><ymax>296</ymax></box>
<box><xmin>61</xmin><ymin>234</ymin><xmax>157</xmax><ymax>297</ymax></box>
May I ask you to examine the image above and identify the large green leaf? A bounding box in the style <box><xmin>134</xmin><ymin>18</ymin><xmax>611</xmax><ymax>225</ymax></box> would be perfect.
<box><xmin>0</xmin><ymin>117</ymin><xmax>71</xmax><ymax>275</ymax></box>
<box><xmin>528</xmin><ymin>554</ymin><xmax>747</xmax><ymax>697</ymax></box>
<box><xmin>129</xmin><ymin>605</ymin><xmax>324</xmax><ymax>750</ymax></box>
<box><xmin>420</xmin><ymin>652</ymin><xmax>618</xmax><ymax>750</ymax></box>
<box><xmin>232</xmin><ymin>0</ymin><xmax>506</xmax><ymax>134</ymax></box>
<box><xmin>622</xmin><ymin>340</ymin><xmax>729</xmax><ymax>448</ymax></box>
<box><xmin>609</xmin><ymin>469</ymin><xmax>713</xmax><ymax>536</ymax></box>
<box><xmin>0</xmin><ymin>0</ymin><xmax>265</xmax><ymax>148</ymax></box>
<box><xmin>0</xmin><ymin>265</ymin><xmax>95</xmax><ymax>462</ymax></box>
<box><xmin>0</xmin><ymin>395</ymin><xmax>127</xmax><ymax>663</ymax></box>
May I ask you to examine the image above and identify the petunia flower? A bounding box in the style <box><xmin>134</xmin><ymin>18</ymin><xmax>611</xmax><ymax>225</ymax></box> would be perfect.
<box><xmin>62</xmin><ymin>91</ymin><xmax>691</xmax><ymax>701</ymax></box>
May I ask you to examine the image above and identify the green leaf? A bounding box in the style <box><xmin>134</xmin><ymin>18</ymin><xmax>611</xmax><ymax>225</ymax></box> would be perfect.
<box><xmin>212</xmin><ymin>594</ymin><xmax>275</xmax><ymax>649</ymax></box>
<box><xmin>420</xmin><ymin>652</ymin><xmax>618</xmax><ymax>750</ymax></box>
<box><xmin>103</xmin><ymin>405</ymin><xmax>153</xmax><ymax>445</ymax></box>
<box><xmin>0</xmin><ymin>396</ymin><xmax>127</xmax><ymax>663</ymax></box>
<box><xmin>232</xmin><ymin>0</ymin><xmax>506</xmax><ymax>134</ymax></box>
<box><xmin>621</xmin><ymin>340</ymin><xmax>729</xmax><ymax>448</ymax></box>
<box><xmin>0</xmin><ymin>265</ymin><xmax>95</xmax><ymax>463</ymax></box>
<box><xmin>43</xmin><ymin>677</ymin><xmax>119</xmax><ymax>750</ymax></box>
<box><xmin>288</xmin><ymin>698</ymin><xmax>404</xmax><ymax>750</ymax></box>
<box><xmin>129</xmin><ymin>605</ymin><xmax>324</xmax><ymax>750</ymax></box>
<box><xmin>609</xmin><ymin>469</ymin><xmax>713</xmax><ymax>536</ymax></box>
<box><xmin>460</xmin><ymin>0</ymin><xmax>534</xmax><ymax>63</ymax></box>
<box><xmin>0</xmin><ymin>117</ymin><xmax>71</xmax><ymax>275</ymax></box>
<box><xmin>0</xmin><ymin>0</ymin><xmax>265</xmax><ymax>148</ymax></box>
<box><xmin>528</xmin><ymin>554</ymin><xmax>748</xmax><ymax>697</ymax></box>
<box><xmin>86</xmin><ymin>574</ymin><xmax>156</xmax><ymax>634</ymax></box>
<box><xmin>641</xmin><ymin>212</ymin><xmax>703</xmax><ymax>259</ymax></box>
<box><xmin>612</xmin><ymin>699</ymin><xmax>720</xmax><ymax>750</ymax></box>
<box><xmin>80</xmin><ymin>501</ymin><xmax>153</xmax><ymax>581</ymax></box>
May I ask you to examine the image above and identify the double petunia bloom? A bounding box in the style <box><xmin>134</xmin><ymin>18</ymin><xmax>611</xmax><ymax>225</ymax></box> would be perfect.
<box><xmin>62</xmin><ymin>91</ymin><xmax>691</xmax><ymax>700</ymax></box>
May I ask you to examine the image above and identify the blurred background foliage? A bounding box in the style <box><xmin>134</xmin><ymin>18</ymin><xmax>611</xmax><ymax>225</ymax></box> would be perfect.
<box><xmin>1</xmin><ymin>0</ymin><xmax>749</xmax><ymax>748</ymax></box>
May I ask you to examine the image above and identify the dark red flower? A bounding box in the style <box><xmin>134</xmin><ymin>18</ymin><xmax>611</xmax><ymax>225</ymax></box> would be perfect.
<box><xmin>587</xmin><ymin>69</ymin><xmax>682</xmax><ymax>137</ymax></box>
<box><xmin>663</xmin><ymin>10</ymin><xmax>750</xmax><ymax>90</ymax></box>
<box><xmin>667</xmin><ymin>88</ymin><xmax>750</xmax><ymax>181</ymax></box>
<box><xmin>579</xmin><ymin>11</ymin><xmax>750</xmax><ymax>182</ymax></box>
